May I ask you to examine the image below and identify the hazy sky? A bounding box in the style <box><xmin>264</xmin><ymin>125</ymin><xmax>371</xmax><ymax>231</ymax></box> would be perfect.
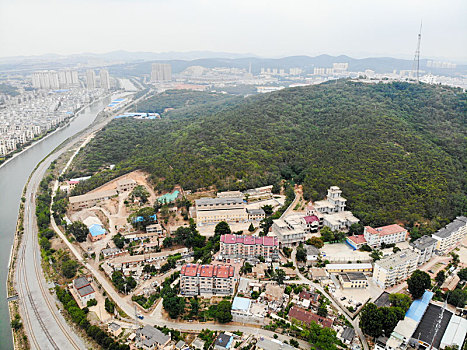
<box><xmin>1</xmin><ymin>0</ymin><xmax>466</xmax><ymax>62</ymax></box>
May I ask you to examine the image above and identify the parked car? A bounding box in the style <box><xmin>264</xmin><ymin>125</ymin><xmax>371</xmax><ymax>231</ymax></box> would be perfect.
<box><xmin>340</xmin><ymin>297</ymin><xmax>346</xmax><ymax>301</ymax></box>
<box><xmin>137</xmin><ymin>315</ymin><xmax>144</xmax><ymax>320</ymax></box>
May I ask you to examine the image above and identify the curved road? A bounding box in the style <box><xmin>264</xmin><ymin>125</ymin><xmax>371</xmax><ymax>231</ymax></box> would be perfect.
<box><xmin>290</xmin><ymin>249</ymin><xmax>369</xmax><ymax>350</ymax></box>
<box><xmin>14</xmin><ymin>88</ymin><xmax>156</xmax><ymax>349</ymax></box>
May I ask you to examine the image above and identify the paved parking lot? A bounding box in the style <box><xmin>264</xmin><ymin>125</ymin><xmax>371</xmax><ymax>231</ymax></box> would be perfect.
<box><xmin>330</xmin><ymin>276</ymin><xmax>384</xmax><ymax>310</ymax></box>
<box><xmin>321</xmin><ymin>243</ymin><xmax>371</xmax><ymax>262</ymax></box>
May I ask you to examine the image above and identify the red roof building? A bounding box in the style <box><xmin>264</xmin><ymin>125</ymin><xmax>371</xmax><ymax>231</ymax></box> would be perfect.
<box><xmin>363</xmin><ymin>224</ymin><xmax>408</xmax><ymax>247</ymax></box>
<box><xmin>220</xmin><ymin>234</ymin><xmax>279</xmax><ymax>261</ymax></box>
<box><xmin>289</xmin><ymin>306</ymin><xmax>333</xmax><ymax>328</ymax></box>
<box><xmin>180</xmin><ymin>263</ymin><xmax>237</xmax><ymax>296</ymax></box>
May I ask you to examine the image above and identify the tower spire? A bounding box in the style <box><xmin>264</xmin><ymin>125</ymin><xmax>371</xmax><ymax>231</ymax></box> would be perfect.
<box><xmin>412</xmin><ymin>21</ymin><xmax>422</xmax><ymax>82</ymax></box>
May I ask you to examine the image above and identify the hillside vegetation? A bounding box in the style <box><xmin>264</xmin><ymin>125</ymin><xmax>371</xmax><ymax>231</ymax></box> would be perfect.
<box><xmin>70</xmin><ymin>81</ymin><xmax>467</xmax><ymax>228</ymax></box>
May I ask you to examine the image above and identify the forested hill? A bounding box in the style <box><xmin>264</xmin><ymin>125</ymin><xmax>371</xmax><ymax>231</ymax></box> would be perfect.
<box><xmin>70</xmin><ymin>81</ymin><xmax>467</xmax><ymax>228</ymax></box>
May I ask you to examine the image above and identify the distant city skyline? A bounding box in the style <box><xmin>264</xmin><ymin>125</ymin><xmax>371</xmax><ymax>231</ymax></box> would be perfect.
<box><xmin>0</xmin><ymin>0</ymin><xmax>466</xmax><ymax>62</ymax></box>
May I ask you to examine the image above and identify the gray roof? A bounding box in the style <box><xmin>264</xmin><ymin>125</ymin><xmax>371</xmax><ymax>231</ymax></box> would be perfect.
<box><xmin>137</xmin><ymin>325</ymin><xmax>170</xmax><ymax>346</ymax></box>
<box><xmin>306</xmin><ymin>245</ymin><xmax>320</xmax><ymax>255</ymax></box>
<box><xmin>175</xmin><ymin>340</ymin><xmax>186</xmax><ymax>349</ymax></box>
<box><xmin>247</xmin><ymin>208</ymin><xmax>265</xmax><ymax>215</ymax></box>
<box><xmin>257</xmin><ymin>337</ymin><xmax>295</xmax><ymax>350</ymax></box>
<box><xmin>411</xmin><ymin>235</ymin><xmax>437</xmax><ymax>250</ymax></box>
<box><xmin>433</xmin><ymin>216</ymin><xmax>467</xmax><ymax>239</ymax></box>
<box><xmin>342</xmin><ymin>327</ymin><xmax>356</xmax><ymax>341</ymax></box>
<box><xmin>74</xmin><ymin>276</ymin><xmax>90</xmax><ymax>289</ymax></box>
<box><xmin>77</xmin><ymin>284</ymin><xmax>95</xmax><ymax>297</ymax></box>
<box><xmin>108</xmin><ymin>322</ymin><xmax>121</xmax><ymax>331</ymax></box>
<box><xmin>214</xmin><ymin>333</ymin><xmax>232</xmax><ymax>349</ymax></box>
<box><xmin>196</xmin><ymin>197</ymin><xmax>244</xmax><ymax>206</ymax></box>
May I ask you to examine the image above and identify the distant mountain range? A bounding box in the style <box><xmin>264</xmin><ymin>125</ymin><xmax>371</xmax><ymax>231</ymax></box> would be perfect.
<box><xmin>0</xmin><ymin>50</ymin><xmax>465</xmax><ymax>76</ymax></box>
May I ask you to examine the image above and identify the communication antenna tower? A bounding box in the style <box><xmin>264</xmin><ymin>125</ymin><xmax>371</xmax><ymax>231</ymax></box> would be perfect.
<box><xmin>412</xmin><ymin>21</ymin><xmax>422</xmax><ymax>82</ymax></box>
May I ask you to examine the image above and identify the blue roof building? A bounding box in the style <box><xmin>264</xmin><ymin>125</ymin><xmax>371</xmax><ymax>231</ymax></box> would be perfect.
<box><xmin>88</xmin><ymin>224</ymin><xmax>106</xmax><ymax>241</ymax></box>
<box><xmin>405</xmin><ymin>290</ymin><xmax>433</xmax><ymax>322</ymax></box>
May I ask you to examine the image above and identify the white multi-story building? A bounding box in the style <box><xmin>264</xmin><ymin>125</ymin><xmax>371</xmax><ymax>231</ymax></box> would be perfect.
<box><xmin>432</xmin><ymin>216</ymin><xmax>467</xmax><ymax>255</ymax></box>
<box><xmin>219</xmin><ymin>234</ymin><xmax>279</xmax><ymax>261</ymax></box>
<box><xmin>373</xmin><ymin>249</ymin><xmax>419</xmax><ymax>289</ymax></box>
<box><xmin>271</xmin><ymin>216</ymin><xmax>306</xmax><ymax>247</ymax></box>
<box><xmin>363</xmin><ymin>224</ymin><xmax>408</xmax><ymax>248</ymax></box>
<box><xmin>151</xmin><ymin>63</ymin><xmax>172</xmax><ymax>82</ymax></box>
<box><xmin>180</xmin><ymin>264</ymin><xmax>237</xmax><ymax>296</ymax></box>
<box><xmin>195</xmin><ymin>197</ymin><xmax>248</xmax><ymax>225</ymax></box>
<box><xmin>308</xmin><ymin>186</ymin><xmax>359</xmax><ymax>231</ymax></box>
<box><xmin>100</xmin><ymin>69</ymin><xmax>110</xmax><ymax>90</ymax></box>
<box><xmin>86</xmin><ymin>69</ymin><xmax>96</xmax><ymax>89</ymax></box>
<box><xmin>410</xmin><ymin>235</ymin><xmax>437</xmax><ymax>265</ymax></box>
<box><xmin>32</xmin><ymin>71</ymin><xmax>60</xmax><ymax>89</ymax></box>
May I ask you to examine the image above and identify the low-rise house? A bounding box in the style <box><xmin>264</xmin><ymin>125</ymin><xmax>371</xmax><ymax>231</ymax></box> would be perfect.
<box><xmin>363</xmin><ymin>224</ymin><xmax>408</xmax><ymax>248</ymax></box>
<box><xmin>256</xmin><ymin>337</ymin><xmax>295</xmax><ymax>350</ymax></box>
<box><xmin>305</xmin><ymin>245</ymin><xmax>320</xmax><ymax>265</ymax></box>
<box><xmin>191</xmin><ymin>338</ymin><xmax>206</xmax><ymax>350</ymax></box>
<box><xmin>340</xmin><ymin>327</ymin><xmax>356</xmax><ymax>345</ymax></box>
<box><xmin>410</xmin><ymin>235</ymin><xmax>437</xmax><ymax>265</ymax></box>
<box><xmin>231</xmin><ymin>296</ymin><xmax>265</xmax><ymax>325</ymax></box>
<box><xmin>102</xmin><ymin>247</ymin><xmax>127</xmax><ymax>259</ymax></box>
<box><xmin>337</xmin><ymin>272</ymin><xmax>368</xmax><ymax>289</ymax></box>
<box><xmin>72</xmin><ymin>276</ymin><xmax>95</xmax><ymax>306</ymax></box>
<box><xmin>310</xmin><ymin>268</ymin><xmax>327</xmax><ymax>280</ymax></box>
<box><xmin>246</xmin><ymin>208</ymin><xmax>266</xmax><ymax>221</ymax></box>
<box><xmin>298</xmin><ymin>290</ymin><xmax>320</xmax><ymax>306</ymax></box>
<box><xmin>432</xmin><ymin>216</ymin><xmax>467</xmax><ymax>255</ymax></box>
<box><xmin>214</xmin><ymin>333</ymin><xmax>234</xmax><ymax>350</ymax></box>
<box><xmin>288</xmin><ymin>306</ymin><xmax>333</xmax><ymax>328</ymax></box>
<box><xmin>264</xmin><ymin>283</ymin><xmax>284</xmax><ymax>302</ymax></box>
<box><xmin>136</xmin><ymin>326</ymin><xmax>171</xmax><ymax>350</ymax></box>
<box><xmin>252</xmin><ymin>264</ymin><xmax>266</xmax><ymax>279</ymax></box>
<box><xmin>108</xmin><ymin>322</ymin><xmax>122</xmax><ymax>337</ymax></box>
<box><xmin>146</xmin><ymin>223</ymin><xmax>164</xmax><ymax>235</ymax></box>
<box><xmin>88</xmin><ymin>224</ymin><xmax>107</xmax><ymax>242</ymax></box>
<box><xmin>441</xmin><ymin>274</ymin><xmax>460</xmax><ymax>292</ymax></box>
<box><xmin>346</xmin><ymin>234</ymin><xmax>367</xmax><ymax>250</ymax></box>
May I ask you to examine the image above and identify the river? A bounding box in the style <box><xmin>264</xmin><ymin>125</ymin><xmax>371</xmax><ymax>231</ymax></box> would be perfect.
<box><xmin>0</xmin><ymin>95</ymin><xmax>112</xmax><ymax>349</ymax></box>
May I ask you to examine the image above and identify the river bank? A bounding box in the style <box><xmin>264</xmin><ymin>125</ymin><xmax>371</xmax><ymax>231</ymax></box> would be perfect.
<box><xmin>0</xmin><ymin>95</ymin><xmax>116</xmax><ymax>349</ymax></box>
<box><xmin>0</xmin><ymin>92</ymin><xmax>112</xmax><ymax>171</ymax></box>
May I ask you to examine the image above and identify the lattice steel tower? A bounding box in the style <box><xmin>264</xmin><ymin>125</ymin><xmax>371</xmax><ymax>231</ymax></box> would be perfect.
<box><xmin>412</xmin><ymin>22</ymin><xmax>422</xmax><ymax>82</ymax></box>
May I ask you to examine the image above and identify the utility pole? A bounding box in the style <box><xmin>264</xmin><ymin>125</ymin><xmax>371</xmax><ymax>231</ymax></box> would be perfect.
<box><xmin>412</xmin><ymin>21</ymin><xmax>422</xmax><ymax>82</ymax></box>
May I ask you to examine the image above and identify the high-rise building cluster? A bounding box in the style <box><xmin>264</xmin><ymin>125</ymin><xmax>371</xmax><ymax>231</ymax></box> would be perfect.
<box><xmin>32</xmin><ymin>70</ymin><xmax>79</xmax><ymax>89</ymax></box>
<box><xmin>86</xmin><ymin>69</ymin><xmax>111</xmax><ymax>90</ymax></box>
<box><xmin>151</xmin><ymin>63</ymin><xmax>172</xmax><ymax>82</ymax></box>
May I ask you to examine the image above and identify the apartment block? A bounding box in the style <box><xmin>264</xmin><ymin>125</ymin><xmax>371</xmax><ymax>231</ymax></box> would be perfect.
<box><xmin>180</xmin><ymin>264</ymin><xmax>237</xmax><ymax>296</ymax></box>
<box><xmin>410</xmin><ymin>235</ymin><xmax>437</xmax><ymax>265</ymax></box>
<box><xmin>151</xmin><ymin>63</ymin><xmax>172</xmax><ymax>82</ymax></box>
<box><xmin>271</xmin><ymin>216</ymin><xmax>306</xmax><ymax>247</ymax></box>
<box><xmin>195</xmin><ymin>197</ymin><xmax>248</xmax><ymax>225</ymax></box>
<box><xmin>219</xmin><ymin>234</ymin><xmax>279</xmax><ymax>261</ymax></box>
<box><xmin>373</xmin><ymin>249</ymin><xmax>419</xmax><ymax>289</ymax></box>
<box><xmin>432</xmin><ymin>216</ymin><xmax>467</xmax><ymax>255</ymax></box>
<box><xmin>363</xmin><ymin>224</ymin><xmax>408</xmax><ymax>248</ymax></box>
